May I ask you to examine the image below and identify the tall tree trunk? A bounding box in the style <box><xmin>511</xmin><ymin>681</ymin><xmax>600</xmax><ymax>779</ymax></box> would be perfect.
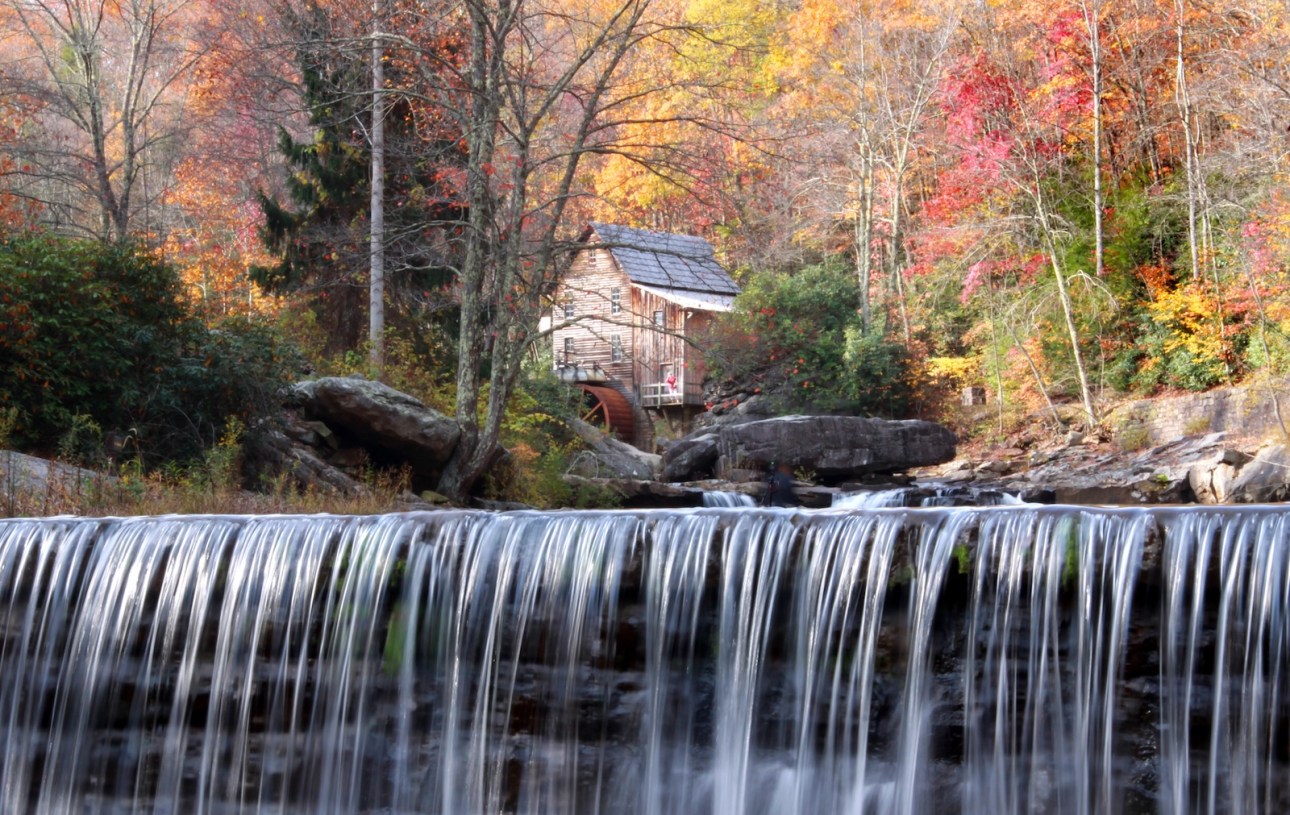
<box><xmin>854</xmin><ymin>145</ymin><xmax>875</xmax><ymax>333</ymax></box>
<box><xmin>1174</xmin><ymin>0</ymin><xmax>1201</xmax><ymax>278</ymax></box>
<box><xmin>888</xmin><ymin>179</ymin><xmax>912</xmax><ymax>343</ymax></box>
<box><xmin>1173</xmin><ymin>0</ymin><xmax>1230</xmax><ymax>383</ymax></box>
<box><xmin>1081</xmin><ymin>0</ymin><xmax>1105</xmax><ymax>278</ymax></box>
<box><xmin>1035</xmin><ymin>184</ymin><xmax>1097</xmax><ymax>424</ymax></box>
<box><xmin>369</xmin><ymin>2</ymin><xmax>386</xmax><ymax>372</ymax></box>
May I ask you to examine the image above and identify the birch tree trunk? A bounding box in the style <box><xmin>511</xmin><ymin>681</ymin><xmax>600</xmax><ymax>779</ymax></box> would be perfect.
<box><xmin>1080</xmin><ymin>0</ymin><xmax>1105</xmax><ymax>278</ymax></box>
<box><xmin>1034</xmin><ymin>180</ymin><xmax>1097</xmax><ymax>424</ymax></box>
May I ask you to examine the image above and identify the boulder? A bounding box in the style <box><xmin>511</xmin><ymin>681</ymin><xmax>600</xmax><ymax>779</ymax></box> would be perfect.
<box><xmin>246</xmin><ymin>429</ymin><xmax>366</xmax><ymax>495</ymax></box>
<box><xmin>0</xmin><ymin>450</ymin><xmax>114</xmax><ymax>496</ymax></box>
<box><xmin>566</xmin><ymin>419</ymin><xmax>661</xmax><ymax>481</ymax></box>
<box><xmin>1228</xmin><ymin>444</ymin><xmax>1290</xmax><ymax>503</ymax></box>
<box><xmin>292</xmin><ymin>377</ymin><xmax>461</xmax><ymax>479</ymax></box>
<box><xmin>661</xmin><ymin>433</ymin><xmax>720</xmax><ymax>482</ymax></box>
<box><xmin>1188</xmin><ymin>449</ymin><xmax>1252</xmax><ymax>504</ymax></box>
<box><xmin>714</xmin><ymin>415</ymin><xmax>956</xmax><ymax>481</ymax></box>
<box><xmin>663</xmin><ymin>416</ymin><xmax>955</xmax><ymax>483</ymax></box>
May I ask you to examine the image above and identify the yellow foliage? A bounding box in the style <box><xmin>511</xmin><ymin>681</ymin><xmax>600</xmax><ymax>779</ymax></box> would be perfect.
<box><xmin>1146</xmin><ymin>284</ymin><xmax>1226</xmax><ymax>364</ymax></box>
<box><xmin>925</xmin><ymin>356</ymin><xmax>979</xmax><ymax>388</ymax></box>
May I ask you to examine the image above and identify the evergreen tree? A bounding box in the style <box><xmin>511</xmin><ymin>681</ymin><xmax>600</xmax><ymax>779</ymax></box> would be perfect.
<box><xmin>252</xmin><ymin>6</ymin><xmax>466</xmax><ymax>357</ymax></box>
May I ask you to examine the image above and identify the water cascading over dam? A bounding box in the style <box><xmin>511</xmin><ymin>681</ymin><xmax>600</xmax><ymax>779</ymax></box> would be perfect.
<box><xmin>0</xmin><ymin>506</ymin><xmax>1285</xmax><ymax>814</ymax></box>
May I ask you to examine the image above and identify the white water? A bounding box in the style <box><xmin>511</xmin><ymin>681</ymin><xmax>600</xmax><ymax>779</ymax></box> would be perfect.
<box><xmin>702</xmin><ymin>491</ymin><xmax>757</xmax><ymax>508</ymax></box>
<box><xmin>0</xmin><ymin>506</ymin><xmax>1286</xmax><ymax>813</ymax></box>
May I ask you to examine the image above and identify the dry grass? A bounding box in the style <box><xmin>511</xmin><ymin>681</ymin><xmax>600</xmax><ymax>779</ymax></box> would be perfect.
<box><xmin>0</xmin><ymin>462</ymin><xmax>417</xmax><ymax>519</ymax></box>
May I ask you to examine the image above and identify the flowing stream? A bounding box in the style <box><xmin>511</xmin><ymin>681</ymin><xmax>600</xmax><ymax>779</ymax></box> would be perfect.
<box><xmin>0</xmin><ymin>506</ymin><xmax>1285</xmax><ymax>814</ymax></box>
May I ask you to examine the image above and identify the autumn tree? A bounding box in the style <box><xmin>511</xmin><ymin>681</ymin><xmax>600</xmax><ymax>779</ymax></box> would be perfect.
<box><xmin>774</xmin><ymin>0</ymin><xmax>961</xmax><ymax>338</ymax></box>
<box><xmin>0</xmin><ymin>0</ymin><xmax>211</xmax><ymax>241</ymax></box>
<box><xmin>383</xmin><ymin>0</ymin><xmax>719</xmax><ymax>500</ymax></box>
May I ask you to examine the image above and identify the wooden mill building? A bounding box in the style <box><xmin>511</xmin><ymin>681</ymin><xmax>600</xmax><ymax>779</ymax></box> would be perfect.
<box><xmin>552</xmin><ymin>223</ymin><xmax>740</xmax><ymax>449</ymax></box>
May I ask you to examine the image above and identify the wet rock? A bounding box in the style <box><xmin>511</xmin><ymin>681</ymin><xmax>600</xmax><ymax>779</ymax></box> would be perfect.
<box><xmin>563</xmin><ymin>476</ymin><xmax>704</xmax><ymax>508</ymax></box>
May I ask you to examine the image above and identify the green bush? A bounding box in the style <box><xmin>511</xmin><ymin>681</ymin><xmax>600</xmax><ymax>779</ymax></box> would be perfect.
<box><xmin>705</xmin><ymin>261</ymin><xmax>914</xmax><ymax>416</ymax></box>
<box><xmin>0</xmin><ymin>233</ymin><xmax>300</xmax><ymax>463</ymax></box>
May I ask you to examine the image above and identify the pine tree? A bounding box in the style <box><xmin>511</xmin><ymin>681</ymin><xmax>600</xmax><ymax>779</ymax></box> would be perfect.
<box><xmin>251</xmin><ymin>5</ymin><xmax>467</xmax><ymax>356</ymax></box>
<box><xmin>251</xmin><ymin>24</ymin><xmax>372</xmax><ymax>352</ymax></box>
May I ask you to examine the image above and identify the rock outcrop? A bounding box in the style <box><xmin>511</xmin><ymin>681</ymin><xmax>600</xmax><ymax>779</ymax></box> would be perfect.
<box><xmin>246</xmin><ymin>377</ymin><xmax>470</xmax><ymax>497</ymax></box>
<box><xmin>663</xmin><ymin>415</ymin><xmax>956</xmax><ymax>483</ymax></box>
<box><xmin>565</xmin><ymin>419</ymin><xmax>661</xmax><ymax>481</ymax></box>
<box><xmin>290</xmin><ymin>377</ymin><xmax>461</xmax><ymax>476</ymax></box>
<box><xmin>661</xmin><ymin>432</ymin><xmax>721</xmax><ymax>482</ymax></box>
<box><xmin>1227</xmin><ymin>444</ymin><xmax>1290</xmax><ymax>503</ymax></box>
<box><xmin>923</xmin><ymin>431</ymin><xmax>1268</xmax><ymax>505</ymax></box>
<box><xmin>0</xmin><ymin>450</ymin><xmax>114</xmax><ymax>496</ymax></box>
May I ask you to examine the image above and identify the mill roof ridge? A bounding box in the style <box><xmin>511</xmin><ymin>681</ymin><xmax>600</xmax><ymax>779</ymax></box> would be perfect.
<box><xmin>586</xmin><ymin>222</ymin><xmax>740</xmax><ymax>296</ymax></box>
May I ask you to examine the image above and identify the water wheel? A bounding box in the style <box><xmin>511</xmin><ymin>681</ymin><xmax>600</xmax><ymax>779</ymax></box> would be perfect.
<box><xmin>576</xmin><ymin>384</ymin><xmax>635</xmax><ymax>445</ymax></box>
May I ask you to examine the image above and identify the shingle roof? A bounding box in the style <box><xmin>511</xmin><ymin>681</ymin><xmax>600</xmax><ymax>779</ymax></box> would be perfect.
<box><xmin>588</xmin><ymin>223</ymin><xmax>740</xmax><ymax>295</ymax></box>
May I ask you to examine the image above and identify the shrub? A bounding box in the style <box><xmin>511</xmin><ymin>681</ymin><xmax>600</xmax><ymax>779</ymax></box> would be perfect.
<box><xmin>705</xmin><ymin>262</ymin><xmax>914</xmax><ymax>416</ymax></box>
<box><xmin>0</xmin><ymin>232</ymin><xmax>301</xmax><ymax>464</ymax></box>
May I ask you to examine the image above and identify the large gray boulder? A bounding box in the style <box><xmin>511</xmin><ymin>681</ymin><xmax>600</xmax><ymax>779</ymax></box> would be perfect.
<box><xmin>566</xmin><ymin>418</ymin><xmax>661</xmax><ymax>480</ymax></box>
<box><xmin>1228</xmin><ymin>444</ymin><xmax>1290</xmax><ymax>503</ymax></box>
<box><xmin>292</xmin><ymin>377</ymin><xmax>461</xmax><ymax>477</ymax></box>
<box><xmin>662</xmin><ymin>432</ymin><xmax>720</xmax><ymax>482</ymax></box>
<box><xmin>664</xmin><ymin>416</ymin><xmax>956</xmax><ymax>482</ymax></box>
<box><xmin>0</xmin><ymin>450</ymin><xmax>113</xmax><ymax>496</ymax></box>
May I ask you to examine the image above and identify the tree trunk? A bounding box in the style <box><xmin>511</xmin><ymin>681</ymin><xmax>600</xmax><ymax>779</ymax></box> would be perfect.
<box><xmin>1175</xmin><ymin>1</ymin><xmax>1201</xmax><ymax>279</ymax></box>
<box><xmin>854</xmin><ymin>146</ymin><xmax>874</xmax><ymax>333</ymax></box>
<box><xmin>888</xmin><ymin>178</ymin><xmax>912</xmax><ymax>343</ymax></box>
<box><xmin>438</xmin><ymin>0</ymin><xmax>504</xmax><ymax>502</ymax></box>
<box><xmin>369</xmin><ymin>3</ymin><xmax>386</xmax><ymax>373</ymax></box>
<box><xmin>1035</xmin><ymin>184</ymin><xmax>1097</xmax><ymax>424</ymax></box>
<box><xmin>1173</xmin><ymin>0</ymin><xmax>1229</xmax><ymax>383</ymax></box>
<box><xmin>1081</xmin><ymin>0</ymin><xmax>1105</xmax><ymax>278</ymax></box>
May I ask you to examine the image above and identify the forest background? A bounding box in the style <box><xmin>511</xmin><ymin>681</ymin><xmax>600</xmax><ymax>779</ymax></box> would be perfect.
<box><xmin>2</xmin><ymin>0</ymin><xmax>1290</xmax><ymax>508</ymax></box>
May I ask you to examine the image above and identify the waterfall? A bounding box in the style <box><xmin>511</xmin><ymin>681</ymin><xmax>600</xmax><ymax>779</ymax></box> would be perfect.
<box><xmin>702</xmin><ymin>491</ymin><xmax>757</xmax><ymax>508</ymax></box>
<box><xmin>0</xmin><ymin>506</ymin><xmax>1286</xmax><ymax>814</ymax></box>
